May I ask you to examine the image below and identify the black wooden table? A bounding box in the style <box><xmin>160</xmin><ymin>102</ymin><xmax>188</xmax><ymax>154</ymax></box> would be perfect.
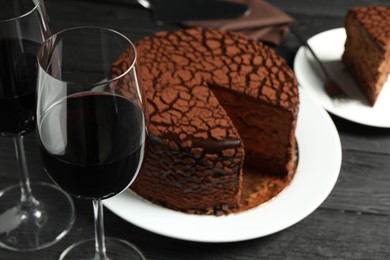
<box><xmin>1</xmin><ymin>0</ymin><xmax>390</xmax><ymax>259</ymax></box>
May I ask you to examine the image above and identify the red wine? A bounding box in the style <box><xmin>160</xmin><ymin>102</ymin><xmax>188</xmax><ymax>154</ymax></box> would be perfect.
<box><xmin>0</xmin><ymin>38</ymin><xmax>40</xmax><ymax>136</ymax></box>
<box><xmin>37</xmin><ymin>93</ymin><xmax>146</xmax><ymax>199</ymax></box>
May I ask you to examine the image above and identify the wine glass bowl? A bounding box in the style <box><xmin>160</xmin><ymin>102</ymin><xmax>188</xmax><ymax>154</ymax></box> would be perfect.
<box><xmin>0</xmin><ymin>37</ymin><xmax>38</xmax><ymax>136</ymax></box>
<box><xmin>37</xmin><ymin>91</ymin><xmax>145</xmax><ymax>200</ymax></box>
<box><xmin>0</xmin><ymin>0</ymin><xmax>48</xmax><ymax>137</ymax></box>
<box><xmin>37</xmin><ymin>27</ymin><xmax>147</xmax><ymax>260</ymax></box>
<box><xmin>0</xmin><ymin>0</ymin><xmax>75</xmax><ymax>251</ymax></box>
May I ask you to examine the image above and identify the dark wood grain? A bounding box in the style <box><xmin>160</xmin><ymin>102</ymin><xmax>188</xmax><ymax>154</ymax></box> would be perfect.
<box><xmin>1</xmin><ymin>0</ymin><xmax>390</xmax><ymax>259</ymax></box>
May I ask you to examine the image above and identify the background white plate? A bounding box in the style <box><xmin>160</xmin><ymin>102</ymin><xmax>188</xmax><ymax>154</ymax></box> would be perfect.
<box><xmin>294</xmin><ymin>28</ymin><xmax>390</xmax><ymax>128</ymax></box>
<box><xmin>104</xmin><ymin>89</ymin><xmax>342</xmax><ymax>243</ymax></box>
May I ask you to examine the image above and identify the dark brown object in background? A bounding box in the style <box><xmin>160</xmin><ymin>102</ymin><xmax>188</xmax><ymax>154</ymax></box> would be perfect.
<box><xmin>183</xmin><ymin>0</ymin><xmax>295</xmax><ymax>45</ymax></box>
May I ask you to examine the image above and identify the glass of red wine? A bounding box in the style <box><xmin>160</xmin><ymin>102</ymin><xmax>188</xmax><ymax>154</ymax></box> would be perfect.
<box><xmin>36</xmin><ymin>26</ymin><xmax>147</xmax><ymax>259</ymax></box>
<box><xmin>0</xmin><ymin>0</ymin><xmax>75</xmax><ymax>251</ymax></box>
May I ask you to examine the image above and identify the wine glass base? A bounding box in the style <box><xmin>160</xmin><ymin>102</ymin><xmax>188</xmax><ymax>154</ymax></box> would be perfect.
<box><xmin>59</xmin><ymin>237</ymin><xmax>145</xmax><ymax>260</ymax></box>
<box><xmin>0</xmin><ymin>182</ymin><xmax>75</xmax><ymax>251</ymax></box>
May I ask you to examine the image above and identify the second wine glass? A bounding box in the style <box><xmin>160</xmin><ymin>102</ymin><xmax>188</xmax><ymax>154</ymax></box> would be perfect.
<box><xmin>0</xmin><ymin>0</ymin><xmax>75</xmax><ymax>251</ymax></box>
<box><xmin>36</xmin><ymin>26</ymin><xmax>147</xmax><ymax>260</ymax></box>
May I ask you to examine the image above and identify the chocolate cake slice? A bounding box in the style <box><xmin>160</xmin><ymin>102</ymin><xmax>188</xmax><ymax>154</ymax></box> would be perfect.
<box><xmin>113</xmin><ymin>28</ymin><xmax>299</xmax><ymax>215</ymax></box>
<box><xmin>343</xmin><ymin>5</ymin><xmax>390</xmax><ymax>106</ymax></box>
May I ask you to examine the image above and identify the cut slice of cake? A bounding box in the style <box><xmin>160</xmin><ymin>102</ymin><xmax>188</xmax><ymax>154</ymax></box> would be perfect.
<box><xmin>343</xmin><ymin>5</ymin><xmax>390</xmax><ymax>106</ymax></box>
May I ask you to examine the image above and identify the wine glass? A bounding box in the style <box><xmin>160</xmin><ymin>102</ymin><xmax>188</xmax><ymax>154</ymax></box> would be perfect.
<box><xmin>36</xmin><ymin>26</ymin><xmax>147</xmax><ymax>260</ymax></box>
<box><xmin>0</xmin><ymin>0</ymin><xmax>75</xmax><ymax>251</ymax></box>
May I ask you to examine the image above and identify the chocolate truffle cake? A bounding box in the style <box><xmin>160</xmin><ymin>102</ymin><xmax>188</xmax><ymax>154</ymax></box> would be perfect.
<box><xmin>343</xmin><ymin>6</ymin><xmax>390</xmax><ymax>106</ymax></box>
<box><xmin>112</xmin><ymin>28</ymin><xmax>299</xmax><ymax>215</ymax></box>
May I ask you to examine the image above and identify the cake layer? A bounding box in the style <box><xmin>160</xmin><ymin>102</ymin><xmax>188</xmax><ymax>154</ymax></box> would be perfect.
<box><xmin>211</xmin><ymin>86</ymin><xmax>296</xmax><ymax>177</ymax></box>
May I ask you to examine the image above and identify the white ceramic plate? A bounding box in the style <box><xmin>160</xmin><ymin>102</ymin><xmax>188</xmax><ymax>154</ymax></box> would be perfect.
<box><xmin>294</xmin><ymin>28</ymin><xmax>390</xmax><ymax>128</ymax></box>
<box><xmin>104</xmin><ymin>89</ymin><xmax>342</xmax><ymax>243</ymax></box>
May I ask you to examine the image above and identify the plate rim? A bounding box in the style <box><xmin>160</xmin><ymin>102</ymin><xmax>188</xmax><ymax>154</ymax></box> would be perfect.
<box><xmin>103</xmin><ymin>89</ymin><xmax>342</xmax><ymax>243</ymax></box>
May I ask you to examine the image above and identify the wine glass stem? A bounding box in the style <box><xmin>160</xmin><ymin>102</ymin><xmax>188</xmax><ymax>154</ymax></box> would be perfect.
<box><xmin>93</xmin><ymin>199</ymin><xmax>109</xmax><ymax>260</ymax></box>
<box><xmin>13</xmin><ymin>135</ymin><xmax>38</xmax><ymax>206</ymax></box>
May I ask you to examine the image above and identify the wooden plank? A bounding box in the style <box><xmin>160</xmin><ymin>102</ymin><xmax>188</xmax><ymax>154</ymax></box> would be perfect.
<box><xmin>0</xmin><ymin>207</ymin><xmax>388</xmax><ymax>259</ymax></box>
<box><xmin>271</xmin><ymin>0</ymin><xmax>390</xmax><ymax>16</ymax></box>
